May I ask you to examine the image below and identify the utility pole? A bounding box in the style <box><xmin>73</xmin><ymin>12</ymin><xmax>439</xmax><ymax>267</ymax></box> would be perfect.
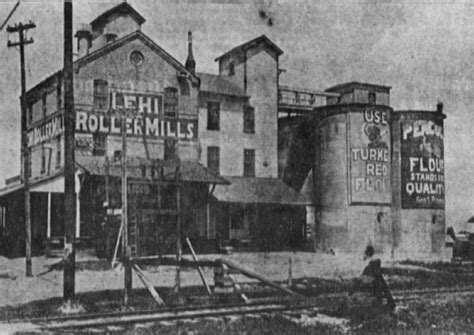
<box><xmin>63</xmin><ymin>0</ymin><xmax>76</xmax><ymax>302</ymax></box>
<box><xmin>121</xmin><ymin>112</ymin><xmax>132</xmax><ymax>307</ymax></box>
<box><xmin>7</xmin><ymin>21</ymin><xmax>36</xmax><ymax>277</ymax></box>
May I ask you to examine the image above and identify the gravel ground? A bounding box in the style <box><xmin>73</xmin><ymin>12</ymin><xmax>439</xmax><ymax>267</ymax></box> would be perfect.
<box><xmin>0</xmin><ymin>252</ymin><xmax>473</xmax><ymax>333</ymax></box>
<box><xmin>0</xmin><ymin>251</ymin><xmax>382</xmax><ymax>308</ymax></box>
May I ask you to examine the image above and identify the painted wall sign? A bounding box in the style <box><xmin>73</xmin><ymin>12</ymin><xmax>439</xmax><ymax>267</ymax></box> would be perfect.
<box><xmin>75</xmin><ymin>111</ymin><xmax>197</xmax><ymax>140</ymax></box>
<box><xmin>349</xmin><ymin>110</ymin><xmax>391</xmax><ymax>204</ymax></box>
<box><xmin>111</xmin><ymin>91</ymin><xmax>163</xmax><ymax>115</ymax></box>
<box><xmin>400</xmin><ymin>119</ymin><xmax>444</xmax><ymax>209</ymax></box>
<box><xmin>27</xmin><ymin>115</ymin><xmax>64</xmax><ymax>148</ymax></box>
<box><xmin>28</xmin><ymin>112</ymin><xmax>197</xmax><ymax>147</ymax></box>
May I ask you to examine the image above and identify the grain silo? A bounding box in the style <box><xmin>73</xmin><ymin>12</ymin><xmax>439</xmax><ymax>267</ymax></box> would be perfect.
<box><xmin>391</xmin><ymin>105</ymin><xmax>446</xmax><ymax>259</ymax></box>
<box><xmin>312</xmin><ymin>82</ymin><xmax>394</xmax><ymax>255</ymax></box>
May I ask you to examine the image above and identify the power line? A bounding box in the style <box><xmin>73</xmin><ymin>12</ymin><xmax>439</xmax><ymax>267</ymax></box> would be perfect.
<box><xmin>0</xmin><ymin>0</ymin><xmax>20</xmax><ymax>32</ymax></box>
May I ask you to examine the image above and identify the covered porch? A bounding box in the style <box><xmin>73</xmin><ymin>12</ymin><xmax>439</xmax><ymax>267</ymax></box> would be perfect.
<box><xmin>211</xmin><ymin>177</ymin><xmax>310</xmax><ymax>251</ymax></box>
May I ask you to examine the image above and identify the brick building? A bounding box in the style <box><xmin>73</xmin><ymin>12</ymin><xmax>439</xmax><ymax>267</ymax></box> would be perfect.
<box><xmin>0</xmin><ymin>2</ymin><xmax>309</xmax><ymax>257</ymax></box>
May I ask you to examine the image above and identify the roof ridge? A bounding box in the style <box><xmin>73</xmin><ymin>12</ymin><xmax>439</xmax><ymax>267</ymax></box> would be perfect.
<box><xmin>214</xmin><ymin>34</ymin><xmax>283</xmax><ymax>62</ymax></box>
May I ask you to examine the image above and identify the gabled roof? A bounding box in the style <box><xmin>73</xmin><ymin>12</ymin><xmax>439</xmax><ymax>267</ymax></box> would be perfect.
<box><xmin>215</xmin><ymin>35</ymin><xmax>283</xmax><ymax>62</ymax></box>
<box><xmin>76</xmin><ymin>30</ymin><xmax>199</xmax><ymax>82</ymax></box>
<box><xmin>90</xmin><ymin>2</ymin><xmax>145</xmax><ymax>30</ymax></box>
<box><xmin>26</xmin><ymin>30</ymin><xmax>199</xmax><ymax>100</ymax></box>
<box><xmin>197</xmin><ymin>73</ymin><xmax>247</xmax><ymax>98</ymax></box>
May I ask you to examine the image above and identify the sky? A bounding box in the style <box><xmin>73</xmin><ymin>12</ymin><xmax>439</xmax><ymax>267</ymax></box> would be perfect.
<box><xmin>0</xmin><ymin>0</ymin><xmax>473</xmax><ymax>227</ymax></box>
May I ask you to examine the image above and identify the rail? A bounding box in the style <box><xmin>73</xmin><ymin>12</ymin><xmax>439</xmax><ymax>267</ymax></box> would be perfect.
<box><xmin>278</xmin><ymin>85</ymin><xmax>339</xmax><ymax>111</ymax></box>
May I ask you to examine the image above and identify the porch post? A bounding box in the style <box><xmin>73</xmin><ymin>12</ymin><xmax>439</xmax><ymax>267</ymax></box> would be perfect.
<box><xmin>206</xmin><ymin>202</ymin><xmax>210</xmax><ymax>239</ymax></box>
<box><xmin>75</xmin><ymin>174</ymin><xmax>81</xmax><ymax>238</ymax></box>
<box><xmin>47</xmin><ymin>192</ymin><xmax>51</xmax><ymax>238</ymax></box>
<box><xmin>75</xmin><ymin>191</ymin><xmax>80</xmax><ymax>237</ymax></box>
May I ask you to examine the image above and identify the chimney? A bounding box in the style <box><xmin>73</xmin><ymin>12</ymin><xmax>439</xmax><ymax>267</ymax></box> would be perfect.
<box><xmin>185</xmin><ymin>31</ymin><xmax>196</xmax><ymax>74</ymax></box>
<box><xmin>437</xmin><ymin>101</ymin><xmax>444</xmax><ymax>114</ymax></box>
<box><xmin>75</xmin><ymin>24</ymin><xmax>92</xmax><ymax>58</ymax></box>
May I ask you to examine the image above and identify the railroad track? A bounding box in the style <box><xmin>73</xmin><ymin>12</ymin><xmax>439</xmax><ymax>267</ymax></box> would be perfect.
<box><xmin>3</xmin><ymin>286</ymin><xmax>474</xmax><ymax>332</ymax></box>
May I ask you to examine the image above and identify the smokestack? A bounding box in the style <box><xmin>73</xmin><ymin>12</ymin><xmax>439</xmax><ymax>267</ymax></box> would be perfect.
<box><xmin>437</xmin><ymin>101</ymin><xmax>444</xmax><ymax>114</ymax></box>
<box><xmin>74</xmin><ymin>24</ymin><xmax>92</xmax><ymax>58</ymax></box>
<box><xmin>185</xmin><ymin>31</ymin><xmax>196</xmax><ymax>74</ymax></box>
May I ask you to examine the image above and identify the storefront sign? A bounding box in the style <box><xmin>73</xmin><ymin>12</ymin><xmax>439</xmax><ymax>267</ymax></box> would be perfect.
<box><xmin>401</xmin><ymin>120</ymin><xmax>444</xmax><ymax>209</ymax></box>
<box><xmin>349</xmin><ymin>110</ymin><xmax>391</xmax><ymax>204</ymax></box>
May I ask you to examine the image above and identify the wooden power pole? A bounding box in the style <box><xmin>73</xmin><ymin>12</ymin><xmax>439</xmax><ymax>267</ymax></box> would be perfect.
<box><xmin>63</xmin><ymin>0</ymin><xmax>76</xmax><ymax>302</ymax></box>
<box><xmin>121</xmin><ymin>113</ymin><xmax>132</xmax><ymax>307</ymax></box>
<box><xmin>7</xmin><ymin>21</ymin><xmax>36</xmax><ymax>277</ymax></box>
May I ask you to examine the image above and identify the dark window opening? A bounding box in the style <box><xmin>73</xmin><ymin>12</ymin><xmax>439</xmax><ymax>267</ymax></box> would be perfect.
<box><xmin>105</xmin><ymin>33</ymin><xmax>117</xmax><ymax>43</ymax></box>
<box><xmin>207</xmin><ymin>101</ymin><xmax>220</xmax><ymax>130</ymax></box>
<box><xmin>228</xmin><ymin>62</ymin><xmax>235</xmax><ymax>76</ymax></box>
<box><xmin>55</xmin><ymin>136</ymin><xmax>61</xmax><ymax>168</ymax></box>
<box><xmin>92</xmin><ymin>133</ymin><xmax>107</xmax><ymax>156</ymax></box>
<box><xmin>243</xmin><ymin>149</ymin><xmax>255</xmax><ymax>177</ymax></box>
<box><xmin>178</xmin><ymin>78</ymin><xmax>190</xmax><ymax>96</ymax></box>
<box><xmin>93</xmin><ymin>79</ymin><xmax>108</xmax><ymax>111</ymax></box>
<box><xmin>368</xmin><ymin>92</ymin><xmax>376</xmax><ymax>105</ymax></box>
<box><xmin>207</xmin><ymin>146</ymin><xmax>220</xmax><ymax>174</ymax></box>
<box><xmin>42</xmin><ymin>94</ymin><xmax>47</xmax><ymax>118</ymax></box>
<box><xmin>41</xmin><ymin>146</ymin><xmax>46</xmax><ymax>174</ymax></box>
<box><xmin>164</xmin><ymin>138</ymin><xmax>177</xmax><ymax>160</ymax></box>
<box><xmin>28</xmin><ymin>105</ymin><xmax>33</xmax><ymax>125</ymax></box>
<box><xmin>57</xmin><ymin>81</ymin><xmax>62</xmax><ymax>112</ymax></box>
<box><xmin>164</xmin><ymin>87</ymin><xmax>178</xmax><ymax>117</ymax></box>
<box><xmin>243</xmin><ymin>105</ymin><xmax>255</xmax><ymax>133</ymax></box>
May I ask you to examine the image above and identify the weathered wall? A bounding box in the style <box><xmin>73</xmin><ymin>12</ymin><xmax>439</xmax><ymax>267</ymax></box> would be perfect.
<box><xmin>313</xmin><ymin>105</ymin><xmax>394</xmax><ymax>256</ymax></box>
<box><xmin>198</xmin><ymin>93</ymin><xmax>255</xmax><ymax>176</ymax></box>
<box><xmin>391</xmin><ymin>110</ymin><xmax>446</xmax><ymax>259</ymax></box>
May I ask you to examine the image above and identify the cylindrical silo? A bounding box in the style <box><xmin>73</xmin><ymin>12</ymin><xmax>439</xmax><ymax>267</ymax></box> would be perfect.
<box><xmin>391</xmin><ymin>105</ymin><xmax>446</xmax><ymax>259</ymax></box>
<box><xmin>313</xmin><ymin>83</ymin><xmax>394</xmax><ymax>255</ymax></box>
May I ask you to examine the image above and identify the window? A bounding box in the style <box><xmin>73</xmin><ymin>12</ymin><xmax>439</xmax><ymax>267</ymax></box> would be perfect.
<box><xmin>207</xmin><ymin>101</ymin><xmax>220</xmax><ymax>130</ymax></box>
<box><xmin>105</xmin><ymin>33</ymin><xmax>117</xmax><ymax>43</ymax></box>
<box><xmin>57</xmin><ymin>80</ymin><xmax>62</xmax><ymax>112</ymax></box>
<box><xmin>178</xmin><ymin>77</ymin><xmax>190</xmax><ymax>96</ymax></box>
<box><xmin>42</xmin><ymin>94</ymin><xmax>47</xmax><ymax>118</ymax></box>
<box><xmin>164</xmin><ymin>87</ymin><xmax>178</xmax><ymax>117</ymax></box>
<box><xmin>92</xmin><ymin>133</ymin><xmax>106</xmax><ymax>156</ymax></box>
<box><xmin>164</xmin><ymin>138</ymin><xmax>177</xmax><ymax>160</ymax></box>
<box><xmin>28</xmin><ymin>105</ymin><xmax>33</xmax><ymax>125</ymax></box>
<box><xmin>55</xmin><ymin>135</ymin><xmax>61</xmax><ymax>168</ymax></box>
<box><xmin>93</xmin><ymin>79</ymin><xmax>108</xmax><ymax>110</ymax></box>
<box><xmin>207</xmin><ymin>146</ymin><xmax>220</xmax><ymax>174</ymax></box>
<box><xmin>243</xmin><ymin>149</ymin><xmax>255</xmax><ymax>177</ymax></box>
<box><xmin>228</xmin><ymin>61</ymin><xmax>235</xmax><ymax>76</ymax></box>
<box><xmin>243</xmin><ymin>105</ymin><xmax>255</xmax><ymax>133</ymax></box>
<box><xmin>368</xmin><ymin>92</ymin><xmax>376</xmax><ymax>105</ymax></box>
<box><xmin>41</xmin><ymin>145</ymin><xmax>46</xmax><ymax>174</ymax></box>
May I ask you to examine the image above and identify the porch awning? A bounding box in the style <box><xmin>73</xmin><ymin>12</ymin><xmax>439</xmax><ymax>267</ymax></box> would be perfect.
<box><xmin>212</xmin><ymin>176</ymin><xmax>311</xmax><ymax>205</ymax></box>
<box><xmin>0</xmin><ymin>172</ymin><xmax>83</xmax><ymax>197</ymax></box>
<box><xmin>76</xmin><ymin>156</ymin><xmax>229</xmax><ymax>185</ymax></box>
